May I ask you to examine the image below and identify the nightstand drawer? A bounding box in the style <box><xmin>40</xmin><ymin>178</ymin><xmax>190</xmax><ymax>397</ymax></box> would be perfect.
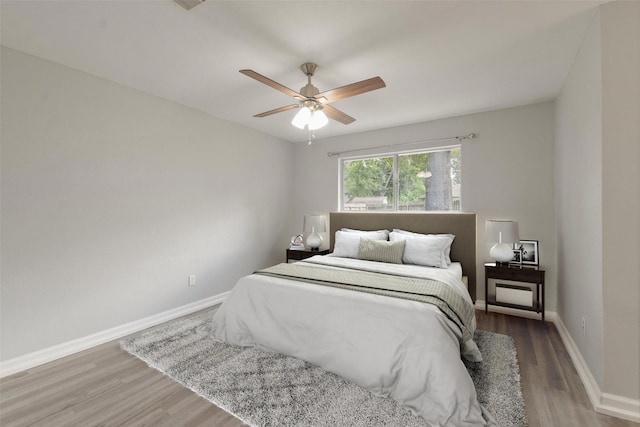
<box><xmin>286</xmin><ymin>248</ymin><xmax>330</xmax><ymax>262</ymax></box>
<box><xmin>487</xmin><ymin>266</ymin><xmax>544</xmax><ymax>283</ymax></box>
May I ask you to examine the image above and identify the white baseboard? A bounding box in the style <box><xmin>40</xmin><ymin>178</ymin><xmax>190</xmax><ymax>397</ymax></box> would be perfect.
<box><xmin>552</xmin><ymin>315</ymin><xmax>604</xmax><ymax>408</ymax></box>
<box><xmin>553</xmin><ymin>316</ymin><xmax>640</xmax><ymax>423</ymax></box>
<box><xmin>0</xmin><ymin>292</ymin><xmax>229</xmax><ymax>378</ymax></box>
<box><xmin>599</xmin><ymin>393</ymin><xmax>640</xmax><ymax>422</ymax></box>
<box><xmin>476</xmin><ymin>301</ymin><xmax>640</xmax><ymax>423</ymax></box>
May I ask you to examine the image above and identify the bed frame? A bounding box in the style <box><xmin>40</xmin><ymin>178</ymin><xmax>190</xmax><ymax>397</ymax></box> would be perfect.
<box><xmin>329</xmin><ymin>211</ymin><xmax>477</xmax><ymax>302</ymax></box>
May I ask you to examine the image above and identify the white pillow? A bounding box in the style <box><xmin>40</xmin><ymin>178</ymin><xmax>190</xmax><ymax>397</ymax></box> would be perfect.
<box><xmin>341</xmin><ymin>228</ymin><xmax>390</xmax><ymax>240</ymax></box>
<box><xmin>389</xmin><ymin>231</ymin><xmax>454</xmax><ymax>268</ymax></box>
<box><xmin>392</xmin><ymin>229</ymin><xmax>455</xmax><ymax>265</ymax></box>
<box><xmin>332</xmin><ymin>230</ymin><xmax>388</xmax><ymax>258</ymax></box>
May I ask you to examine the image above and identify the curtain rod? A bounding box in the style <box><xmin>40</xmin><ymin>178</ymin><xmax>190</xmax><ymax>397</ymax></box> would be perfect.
<box><xmin>326</xmin><ymin>133</ymin><xmax>477</xmax><ymax>157</ymax></box>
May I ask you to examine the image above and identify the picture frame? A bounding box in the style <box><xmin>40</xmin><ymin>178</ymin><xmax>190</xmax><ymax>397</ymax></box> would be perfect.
<box><xmin>510</xmin><ymin>248</ymin><xmax>522</xmax><ymax>265</ymax></box>
<box><xmin>514</xmin><ymin>240</ymin><xmax>539</xmax><ymax>265</ymax></box>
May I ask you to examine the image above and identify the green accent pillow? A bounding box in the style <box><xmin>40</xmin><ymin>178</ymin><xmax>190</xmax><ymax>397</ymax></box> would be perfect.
<box><xmin>358</xmin><ymin>238</ymin><xmax>405</xmax><ymax>264</ymax></box>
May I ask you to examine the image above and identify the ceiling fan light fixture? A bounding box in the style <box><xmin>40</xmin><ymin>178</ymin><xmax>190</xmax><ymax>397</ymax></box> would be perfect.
<box><xmin>291</xmin><ymin>107</ymin><xmax>311</xmax><ymax>129</ymax></box>
<box><xmin>308</xmin><ymin>109</ymin><xmax>328</xmax><ymax>130</ymax></box>
<box><xmin>292</xmin><ymin>101</ymin><xmax>328</xmax><ymax>131</ymax></box>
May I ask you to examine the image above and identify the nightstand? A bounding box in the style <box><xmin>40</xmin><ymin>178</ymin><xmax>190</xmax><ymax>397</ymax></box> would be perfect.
<box><xmin>485</xmin><ymin>262</ymin><xmax>546</xmax><ymax>321</ymax></box>
<box><xmin>286</xmin><ymin>248</ymin><xmax>330</xmax><ymax>263</ymax></box>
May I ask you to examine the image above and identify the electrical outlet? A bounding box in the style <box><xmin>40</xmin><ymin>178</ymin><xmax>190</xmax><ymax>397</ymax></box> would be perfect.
<box><xmin>188</xmin><ymin>275</ymin><xmax>196</xmax><ymax>287</ymax></box>
<box><xmin>581</xmin><ymin>317</ymin><xmax>586</xmax><ymax>335</ymax></box>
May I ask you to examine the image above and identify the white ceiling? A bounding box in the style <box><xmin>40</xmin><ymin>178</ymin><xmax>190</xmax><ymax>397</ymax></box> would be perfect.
<box><xmin>1</xmin><ymin>0</ymin><xmax>602</xmax><ymax>143</ymax></box>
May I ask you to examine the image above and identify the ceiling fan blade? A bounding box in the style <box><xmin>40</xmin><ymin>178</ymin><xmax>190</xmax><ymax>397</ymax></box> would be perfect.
<box><xmin>322</xmin><ymin>104</ymin><xmax>356</xmax><ymax>125</ymax></box>
<box><xmin>240</xmin><ymin>69</ymin><xmax>304</xmax><ymax>99</ymax></box>
<box><xmin>315</xmin><ymin>76</ymin><xmax>386</xmax><ymax>104</ymax></box>
<box><xmin>253</xmin><ymin>104</ymin><xmax>300</xmax><ymax>118</ymax></box>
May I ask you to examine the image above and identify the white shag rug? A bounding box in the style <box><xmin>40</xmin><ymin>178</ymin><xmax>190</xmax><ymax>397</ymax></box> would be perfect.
<box><xmin>121</xmin><ymin>310</ymin><xmax>526</xmax><ymax>427</ymax></box>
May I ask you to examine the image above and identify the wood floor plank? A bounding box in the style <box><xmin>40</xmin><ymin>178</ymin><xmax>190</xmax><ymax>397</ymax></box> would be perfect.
<box><xmin>1</xmin><ymin>309</ymin><xmax>636</xmax><ymax>426</ymax></box>
<box><xmin>475</xmin><ymin>311</ymin><xmax>638</xmax><ymax>427</ymax></box>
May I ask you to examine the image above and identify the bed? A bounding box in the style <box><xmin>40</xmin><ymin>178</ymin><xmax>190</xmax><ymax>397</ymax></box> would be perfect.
<box><xmin>211</xmin><ymin>212</ymin><xmax>495</xmax><ymax>426</ymax></box>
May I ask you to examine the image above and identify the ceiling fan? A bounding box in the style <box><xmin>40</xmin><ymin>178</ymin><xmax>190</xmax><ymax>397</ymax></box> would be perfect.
<box><xmin>240</xmin><ymin>63</ymin><xmax>386</xmax><ymax>130</ymax></box>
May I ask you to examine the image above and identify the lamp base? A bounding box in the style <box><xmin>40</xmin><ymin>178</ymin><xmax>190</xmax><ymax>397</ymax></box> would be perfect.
<box><xmin>306</xmin><ymin>233</ymin><xmax>323</xmax><ymax>251</ymax></box>
<box><xmin>490</xmin><ymin>243</ymin><xmax>514</xmax><ymax>264</ymax></box>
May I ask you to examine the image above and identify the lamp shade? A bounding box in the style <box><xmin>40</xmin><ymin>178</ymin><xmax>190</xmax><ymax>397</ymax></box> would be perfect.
<box><xmin>291</xmin><ymin>107</ymin><xmax>311</xmax><ymax>129</ymax></box>
<box><xmin>291</xmin><ymin>102</ymin><xmax>328</xmax><ymax>131</ymax></box>
<box><xmin>304</xmin><ymin>214</ymin><xmax>327</xmax><ymax>250</ymax></box>
<box><xmin>308</xmin><ymin>109</ymin><xmax>328</xmax><ymax>130</ymax></box>
<box><xmin>485</xmin><ymin>220</ymin><xmax>519</xmax><ymax>264</ymax></box>
<box><xmin>485</xmin><ymin>220</ymin><xmax>519</xmax><ymax>244</ymax></box>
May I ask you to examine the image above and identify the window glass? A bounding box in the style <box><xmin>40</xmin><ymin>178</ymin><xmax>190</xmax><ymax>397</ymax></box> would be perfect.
<box><xmin>341</xmin><ymin>147</ymin><xmax>460</xmax><ymax>211</ymax></box>
<box><xmin>342</xmin><ymin>156</ymin><xmax>394</xmax><ymax>211</ymax></box>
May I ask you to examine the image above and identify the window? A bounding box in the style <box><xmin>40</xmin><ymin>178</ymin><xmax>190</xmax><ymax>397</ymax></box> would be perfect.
<box><xmin>340</xmin><ymin>146</ymin><xmax>461</xmax><ymax>211</ymax></box>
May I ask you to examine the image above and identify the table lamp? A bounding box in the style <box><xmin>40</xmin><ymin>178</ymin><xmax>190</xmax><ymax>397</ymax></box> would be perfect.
<box><xmin>304</xmin><ymin>214</ymin><xmax>327</xmax><ymax>250</ymax></box>
<box><xmin>485</xmin><ymin>220</ymin><xmax>519</xmax><ymax>266</ymax></box>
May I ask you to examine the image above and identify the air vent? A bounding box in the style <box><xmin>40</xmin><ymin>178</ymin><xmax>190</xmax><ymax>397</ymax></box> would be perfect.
<box><xmin>173</xmin><ymin>0</ymin><xmax>205</xmax><ymax>11</ymax></box>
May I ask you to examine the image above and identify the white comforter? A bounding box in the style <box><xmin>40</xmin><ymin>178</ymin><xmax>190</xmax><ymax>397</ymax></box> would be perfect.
<box><xmin>211</xmin><ymin>256</ymin><xmax>494</xmax><ymax>426</ymax></box>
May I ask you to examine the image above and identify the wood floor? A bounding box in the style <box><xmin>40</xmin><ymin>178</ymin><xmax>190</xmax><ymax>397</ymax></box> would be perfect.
<box><xmin>474</xmin><ymin>311</ymin><xmax>637</xmax><ymax>427</ymax></box>
<box><xmin>1</xmin><ymin>310</ymin><xmax>637</xmax><ymax>427</ymax></box>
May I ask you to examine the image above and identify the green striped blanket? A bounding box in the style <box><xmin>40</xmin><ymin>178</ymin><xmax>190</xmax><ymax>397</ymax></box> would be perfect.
<box><xmin>255</xmin><ymin>262</ymin><xmax>474</xmax><ymax>343</ymax></box>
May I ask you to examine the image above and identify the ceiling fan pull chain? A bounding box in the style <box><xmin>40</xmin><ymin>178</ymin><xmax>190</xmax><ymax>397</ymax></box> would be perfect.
<box><xmin>307</xmin><ymin>128</ymin><xmax>318</xmax><ymax>145</ymax></box>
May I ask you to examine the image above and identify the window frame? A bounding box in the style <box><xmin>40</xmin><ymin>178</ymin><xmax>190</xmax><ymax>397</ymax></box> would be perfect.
<box><xmin>339</xmin><ymin>144</ymin><xmax>461</xmax><ymax>212</ymax></box>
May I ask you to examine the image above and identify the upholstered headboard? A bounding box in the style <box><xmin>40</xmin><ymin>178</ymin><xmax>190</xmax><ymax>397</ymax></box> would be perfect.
<box><xmin>329</xmin><ymin>212</ymin><xmax>477</xmax><ymax>302</ymax></box>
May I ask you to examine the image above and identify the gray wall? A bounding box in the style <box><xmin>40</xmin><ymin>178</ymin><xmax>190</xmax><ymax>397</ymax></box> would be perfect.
<box><xmin>1</xmin><ymin>47</ymin><xmax>294</xmax><ymax>361</ymax></box>
<box><xmin>599</xmin><ymin>1</ymin><xmax>639</xmax><ymax>402</ymax></box>
<box><xmin>291</xmin><ymin>102</ymin><xmax>557</xmax><ymax>308</ymax></box>
<box><xmin>555</xmin><ymin>8</ymin><xmax>605</xmax><ymax>395</ymax></box>
<box><xmin>556</xmin><ymin>0</ymin><xmax>639</xmax><ymax>404</ymax></box>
